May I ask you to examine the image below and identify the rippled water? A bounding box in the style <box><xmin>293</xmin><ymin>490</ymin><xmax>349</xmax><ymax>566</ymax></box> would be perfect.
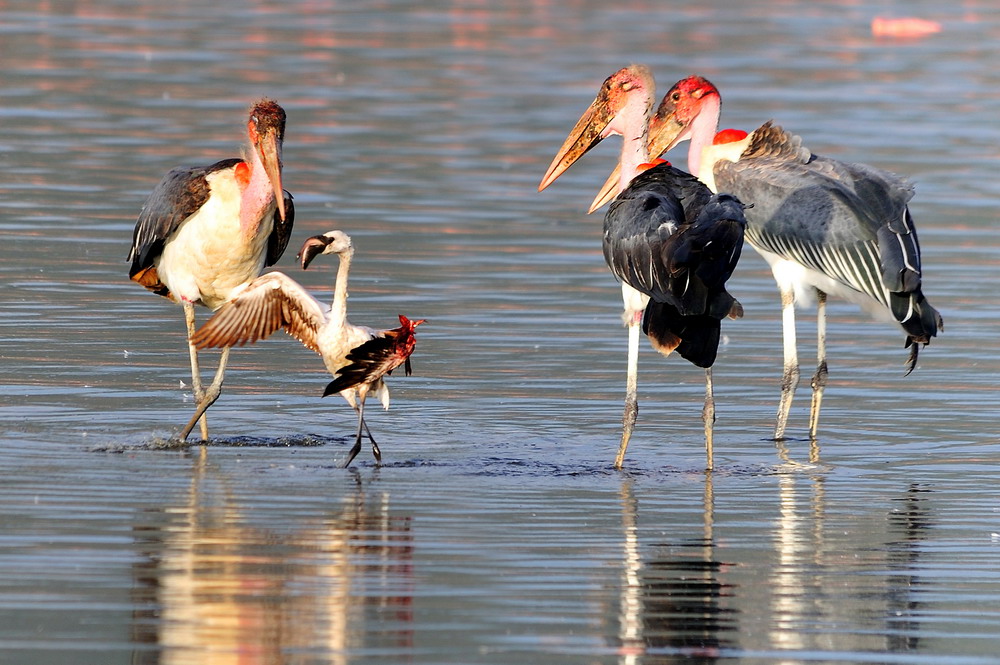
<box><xmin>3</xmin><ymin>0</ymin><xmax>1000</xmax><ymax>662</ymax></box>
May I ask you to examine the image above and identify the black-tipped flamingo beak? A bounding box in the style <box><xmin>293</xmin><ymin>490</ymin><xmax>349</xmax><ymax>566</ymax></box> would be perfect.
<box><xmin>297</xmin><ymin>234</ymin><xmax>332</xmax><ymax>270</ymax></box>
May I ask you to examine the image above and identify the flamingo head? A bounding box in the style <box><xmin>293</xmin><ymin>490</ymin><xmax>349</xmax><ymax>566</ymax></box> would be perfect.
<box><xmin>297</xmin><ymin>230</ymin><xmax>353</xmax><ymax>270</ymax></box>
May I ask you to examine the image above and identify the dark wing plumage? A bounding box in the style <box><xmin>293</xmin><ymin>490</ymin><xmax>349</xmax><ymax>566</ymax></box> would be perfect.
<box><xmin>603</xmin><ymin>163</ymin><xmax>713</xmax><ymax>305</ymax></box>
<box><xmin>605</xmin><ymin>163</ymin><xmax>745</xmax><ymax>315</ymax></box>
<box><xmin>716</xmin><ymin>121</ymin><xmax>941</xmax><ymax>358</ymax></box>
<box><xmin>323</xmin><ymin>331</ymin><xmax>414</xmax><ymax>397</ymax></box>
<box><xmin>604</xmin><ymin>163</ymin><xmax>747</xmax><ymax>368</ymax></box>
<box><xmin>266</xmin><ymin>190</ymin><xmax>295</xmax><ymax>266</ymax></box>
<box><xmin>323</xmin><ymin>317</ymin><xmax>421</xmax><ymax>397</ymax></box>
<box><xmin>640</xmin><ymin>192</ymin><xmax>747</xmax><ymax>368</ymax></box>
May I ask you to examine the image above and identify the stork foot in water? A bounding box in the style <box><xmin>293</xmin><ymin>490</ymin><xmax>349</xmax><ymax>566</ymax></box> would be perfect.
<box><xmin>178</xmin><ymin>345</ymin><xmax>231</xmax><ymax>442</ymax></box>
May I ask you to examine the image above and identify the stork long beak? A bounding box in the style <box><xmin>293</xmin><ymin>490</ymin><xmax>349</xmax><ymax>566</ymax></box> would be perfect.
<box><xmin>538</xmin><ymin>90</ymin><xmax>618</xmax><ymax>193</ymax></box>
<box><xmin>256</xmin><ymin>127</ymin><xmax>286</xmax><ymax>221</ymax></box>
<box><xmin>587</xmin><ymin>107</ymin><xmax>690</xmax><ymax>213</ymax></box>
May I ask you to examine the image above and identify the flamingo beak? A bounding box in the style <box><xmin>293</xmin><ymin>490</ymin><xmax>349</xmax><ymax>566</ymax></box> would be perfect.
<box><xmin>297</xmin><ymin>234</ymin><xmax>332</xmax><ymax>270</ymax></box>
<box><xmin>255</xmin><ymin>126</ymin><xmax>286</xmax><ymax>221</ymax></box>
<box><xmin>538</xmin><ymin>91</ymin><xmax>617</xmax><ymax>193</ymax></box>
<box><xmin>587</xmin><ymin>107</ymin><xmax>690</xmax><ymax>213</ymax></box>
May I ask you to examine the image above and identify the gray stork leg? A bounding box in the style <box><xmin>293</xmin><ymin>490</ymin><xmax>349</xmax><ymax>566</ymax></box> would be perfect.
<box><xmin>614</xmin><ymin>319</ymin><xmax>641</xmax><ymax>470</ymax></box>
<box><xmin>808</xmin><ymin>290</ymin><xmax>828</xmax><ymax>440</ymax></box>
<box><xmin>182</xmin><ymin>302</ymin><xmax>209</xmax><ymax>441</ymax></box>
<box><xmin>179</xmin><ymin>346</ymin><xmax>231</xmax><ymax>441</ymax></box>
<box><xmin>774</xmin><ymin>284</ymin><xmax>800</xmax><ymax>441</ymax></box>
<box><xmin>703</xmin><ymin>367</ymin><xmax>715</xmax><ymax>471</ymax></box>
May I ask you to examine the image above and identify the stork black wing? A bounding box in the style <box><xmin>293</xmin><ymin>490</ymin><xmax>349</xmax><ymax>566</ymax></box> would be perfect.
<box><xmin>266</xmin><ymin>190</ymin><xmax>295</xmax><ymax>267</ymax></box>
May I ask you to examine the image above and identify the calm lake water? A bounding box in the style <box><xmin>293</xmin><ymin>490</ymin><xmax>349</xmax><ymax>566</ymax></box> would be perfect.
<box><xmin>2</xmin><ymin>0</ymin><xmax>1000</xmax><ymax>663</ymax></box>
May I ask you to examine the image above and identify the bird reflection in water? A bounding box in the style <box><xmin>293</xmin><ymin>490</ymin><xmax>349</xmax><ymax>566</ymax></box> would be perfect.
<box><xmin>129</xmin><ymin>457</ymin><xmax>413</xmax><ymax>663</ymax></box>
<box><xmin>613</xmin><ymin>477</ymin><xmax>737</xmax><ymax>663</ymax></box>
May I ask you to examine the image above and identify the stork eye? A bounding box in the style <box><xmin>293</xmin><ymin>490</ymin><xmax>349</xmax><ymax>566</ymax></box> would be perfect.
<box><xmin>671</xmin><ymin>91</ymin><xmax>681</xmax><ymax>102</ymax></box>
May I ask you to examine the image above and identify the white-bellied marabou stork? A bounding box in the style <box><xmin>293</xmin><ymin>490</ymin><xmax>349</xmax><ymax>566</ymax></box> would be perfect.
<box><xmin>190</xmin><ymin>231</ymin><xmax>424</xmax><ymax>467</ymax></box>
<box><xmin>538</xmin><ymin>65</ymin><xmax>747</xmax><ymax>470</ymax></box>
<box><xmin>594</xmin><ymin>75</ymin><xmax>942</xmax><ymax>441</ymax></box>
<box><xmin>127</xmin><ymin>98</ymin><xmax>293</xmax><ymax>442</ymax></box>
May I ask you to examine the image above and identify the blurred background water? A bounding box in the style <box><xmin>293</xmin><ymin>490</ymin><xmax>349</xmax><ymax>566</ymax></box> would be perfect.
<box><xmin>2</xmin><ymin>0</ymin><xmax>1000</xmax><ymax>662</ymax></box>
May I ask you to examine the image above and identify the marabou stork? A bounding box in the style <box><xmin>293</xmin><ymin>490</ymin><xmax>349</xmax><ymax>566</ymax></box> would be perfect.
<box><xmin>127</xmin><ymin>99</ymin><xmax>293</xmax><ymax>441</ymax></box>
<box><xmin>538</xmin><ymin>65</ymin><xmax>747</xmax><ymax>470</ymax></box>
<box><xmin>191</xmin><ymin>231</ymin><xmax>424</xmax><ymax>468</ymax></box>
<box><xmin>593</xmin><ymin>75</ymin><xmax>942</xmax><ymax>441</ymax></box>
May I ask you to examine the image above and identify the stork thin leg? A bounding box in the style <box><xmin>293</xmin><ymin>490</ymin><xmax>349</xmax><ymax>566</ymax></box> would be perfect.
<box><xmin>182</xmin><ymin>302</ymin><xmax>209</xmax><ymax>441</ymax></box>
<box><xmin>774</xmin><ymin>285</ymin><xmax>800</xmax><ymax>441</ymax></box>
<box><xmin>614</xmin><ymin>318</ymin><xmax>641</xmax><ymax>470</ymax></box>
<box><xmin>179</xmin><ymin>346</ymin><xmax>231</xmax><ymax>441</ymax></box>
<box><xmin>342</xmin><ymin>399</ymin><xmax>367</xmax><ymax>468</ymax></box>
<box><xmin>808</xmin><ymin>290</ymin><xmax>828</xmax><ymax>440</ymax></box>
<box><xmin>703</xmin><ymin>367</ymin><xmax>715</xmax><ymax>471</ymax></box>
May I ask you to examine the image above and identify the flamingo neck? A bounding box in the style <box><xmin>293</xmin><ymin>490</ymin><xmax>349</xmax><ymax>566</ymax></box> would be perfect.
<box><xmin>239</xmin><ymin>147</ymin><xmax>275</xmax><ymax>238</ymax></box>
<box><xmin>329</xmin><ymin>249</ymin><xmax>353</xmax><ymax>328</ymax></box>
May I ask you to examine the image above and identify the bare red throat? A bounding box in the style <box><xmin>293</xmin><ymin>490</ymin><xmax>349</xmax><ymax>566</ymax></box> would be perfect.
<box><xmin>235</xmin><ymin>161</ymin><xmax>251</xmax><ymax>189</ymax></box>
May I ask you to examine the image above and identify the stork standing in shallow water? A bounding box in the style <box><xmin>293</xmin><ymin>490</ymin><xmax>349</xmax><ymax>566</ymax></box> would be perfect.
<box><xmin>128</xmin><ymin>99</ymin><xmax>293</xmax><ymax>441</ymax></box>
<box><xmin>538</xmin><ymin>65</ymin><xmax>746</xmax><ymax>470</ymax></box>
<box><xmin>592</xmin><ymin>75</ymin><xmax>942</xmax><ymax>441</ymax></box>
<box><xmin>191</xmin><ymin>231</ymin><xmax>424</xmax><ymax>468</ymax></box>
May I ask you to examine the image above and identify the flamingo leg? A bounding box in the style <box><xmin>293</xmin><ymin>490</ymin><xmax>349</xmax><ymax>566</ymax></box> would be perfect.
<box><xmin>350</xmin><ymin>400</ymin><xmax>381</xmax><ymax>462</ymax></box>
<box><xmin>703</xmin><ymin>367</ymin><xmax>715</xmax><ymax>471</ymax></box>
<box><xmin>342</xmin><ymin>398</ymin><xmax>367</xmax><ymax>468</ymax></box>
<box><xmin>179</xmin><ymin>346</ymin><xmax>231</xmax><ymax>441</ymax></box>
<box><xmin>808</xmin><ymin>290</ymin><xmax>828</xmax><ymax>440</ymax></box>
<box><xmin>774</xmin><ymin>284</ymin><xmax>800</xmax><ymax>441</ymax></box>
<box><xmin>182</xmin><ymin>302</ymin><xmax>209</xmax><ymax>441</ymax></box>
<box><xmin>614</xmin><ymin>316</ymin><xmax>641</xmax><ymax>470</ymax></box>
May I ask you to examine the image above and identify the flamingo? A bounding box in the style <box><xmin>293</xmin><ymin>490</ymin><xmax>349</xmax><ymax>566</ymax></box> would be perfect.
<box><xmin>593</xmin><ymin>75</ymin><xmax>942</xmax><ymax>441</ymax></box>
<box><xmin>127</xmin><ymin>98</ymin><xmax>293</xmax><ymax>441</ymax></box>
<box><xmin>190</xmin><ymin>230</ymin><xmax>424</xmax><ymax>467</ymax></box>
<box><xmin>538</xmin><ymin>65</ymin><xmax>747</xmax><ymax>469</ymax></box>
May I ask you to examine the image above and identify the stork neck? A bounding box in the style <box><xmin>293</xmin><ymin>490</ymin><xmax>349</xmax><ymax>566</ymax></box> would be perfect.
<box><xmin>618</xmin><ymin>125</ymin><xmax>650</xmax><ymax>193</ymax></box>
<box><xmin>329</xmin><ymin>249</ymin><xmax>353</xmax><ymax>328</ymax></box>
<box><xmin>687</xmin><ymin>93</ymin><xmax>721</xmax><ymax>178</ymax></box>
<box><xmin>616</xmin><ymin>97</ymin><xmax>651</xmax><ymax>192</ymax></box>
<box><xmin>239</xmin><ymin>148</ymin><xmax>276</xmax><ymax>238</ymax></box>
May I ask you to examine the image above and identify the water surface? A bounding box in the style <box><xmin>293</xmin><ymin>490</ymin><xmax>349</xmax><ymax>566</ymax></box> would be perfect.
<box><xmin>2</xmin><ymin>0</ymin><xmax>1000</xmax><ymax>662</ymax></box>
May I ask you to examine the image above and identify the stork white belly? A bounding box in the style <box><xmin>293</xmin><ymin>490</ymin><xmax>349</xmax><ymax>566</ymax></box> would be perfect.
<box><xmin>157</xmin><ymin>171</ymin><xmax>275</xmax><ymax>310</ymax></box>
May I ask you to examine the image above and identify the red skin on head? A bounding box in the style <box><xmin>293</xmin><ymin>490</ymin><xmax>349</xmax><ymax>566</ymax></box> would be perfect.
<box><xmin>714</xmin><ymin>128</ymin><xmax>748</xmax><ymax>145</ymax></box>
